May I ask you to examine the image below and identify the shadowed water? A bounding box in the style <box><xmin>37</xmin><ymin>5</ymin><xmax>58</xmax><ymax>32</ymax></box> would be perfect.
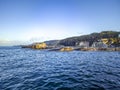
<box><xmin>0</xmin><ymin>47</ymin><xmax>120</xmax><ymax>90</ymax></box>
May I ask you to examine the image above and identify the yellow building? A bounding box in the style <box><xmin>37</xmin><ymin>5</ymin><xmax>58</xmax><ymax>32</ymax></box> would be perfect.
<box><xmin>101</xmin><ymin>38</ymin><xmax>119</xmax><ymax>45</ymax></box>
<box><xmin>32</xmin><ymin>42</ymin><xmax>47</xmax><ymax>49</ymax></box>
<box><xmin>101</xmin><ymin>38</ymin><xmax>109</xmax><ymax>45</ymax></box>
<box><xmin>110</xmin><ymin>38</ymin><xmax>118</xmax><ymax>44</ymax></box>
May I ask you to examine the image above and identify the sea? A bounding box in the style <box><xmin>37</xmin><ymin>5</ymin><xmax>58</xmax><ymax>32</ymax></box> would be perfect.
<box><xmin>0</xmin><ymin>46</ymin><xmax>120</xmax><ymax>90</ymax></box>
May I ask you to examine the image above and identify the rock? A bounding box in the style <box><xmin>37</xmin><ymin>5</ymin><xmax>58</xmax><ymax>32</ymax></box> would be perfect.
<box><xmin>60</xmin><ymin>47</ymin><xmax>74</xmax><ymax>52</ymax></box>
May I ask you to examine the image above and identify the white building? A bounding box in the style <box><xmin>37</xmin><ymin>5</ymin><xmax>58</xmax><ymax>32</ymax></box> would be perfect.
<box><xmin>92</xmin><ymin>42</ymin><xmax>108</xmax><ymax>48</ymax></box>
<box><xmin>76</xmin><ymin>41</ymin><xmax>89</xmax><ymax>47</ymax></box>
<box><xmin>118</xmin><ymin>34</ymin><xmax>120</xmax><ymax>38</ymax></box>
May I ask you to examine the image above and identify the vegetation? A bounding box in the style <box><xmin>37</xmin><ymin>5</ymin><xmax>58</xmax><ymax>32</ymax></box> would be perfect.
<box><xmin>59</xmin><ymin>31</ymin><xmax>120</xmax><ymax>46</ymax></box>
<box><xmin>44</xmin><ymin>40</ymin><xmax>60</xmax><ymax>46</ymax></box>
<box><xmin>21</xmin><ymin>31</ymin><xmax>120</xmax><ymax>51</ymax></box>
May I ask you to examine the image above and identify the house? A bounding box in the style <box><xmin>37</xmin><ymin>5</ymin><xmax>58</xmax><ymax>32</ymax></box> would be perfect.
<box><xmin>92</xmin><ymin>41</ymin><xmax>108</xmax><ymax>48</ymax></box>
<box><xmin>101</xmin><ymin>38</ymin><xmax>119</xmax><ymax>47</ymax></box>
<box><xmin>32</xmin><ymin>42</ymin><xmax>47</xmax><ymax>49</ymax></box>
<box><xmin>76</xmin><ymin>41</ymin><xmax>89</xmax><ymax>48</ymax></box>
<box><xmin>101</xmin><ymin>38</ymin><xmax>109</xmax><ymax>45</ymax></box>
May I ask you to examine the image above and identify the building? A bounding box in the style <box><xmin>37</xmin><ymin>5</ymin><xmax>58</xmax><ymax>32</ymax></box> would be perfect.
<box><xmin>76</xmin><ymin>41</ymin><xmax>89</xmax><ymax>48</ymax></box>
<box><xmin>92</xmin><ymin>41</ymin><xmax>108</xmax><ymax>48</ymax></box>
<box><xmin>32</xmin><ymin>42</ymin><xmax>47</xmax><ymax>49</ymax></box>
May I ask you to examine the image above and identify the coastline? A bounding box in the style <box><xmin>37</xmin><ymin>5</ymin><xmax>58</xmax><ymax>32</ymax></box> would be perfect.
<box><xmin>21</xmin><ymin>45</ymin><xmax>120</xmax><ymax>51</ymax></box>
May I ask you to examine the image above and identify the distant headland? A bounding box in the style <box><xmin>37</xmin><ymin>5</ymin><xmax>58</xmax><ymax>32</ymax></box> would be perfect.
<box><xmin>21</xmin><ymin>31</ymin><xmax>120</xmax><ymax>51</ymax></box>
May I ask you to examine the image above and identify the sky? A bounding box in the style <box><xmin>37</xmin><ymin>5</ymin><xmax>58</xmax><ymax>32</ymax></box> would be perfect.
<box><xmin>0</xmin><ymin>0</ymin><xmax>120</xmax><ymax>46</ymax></box>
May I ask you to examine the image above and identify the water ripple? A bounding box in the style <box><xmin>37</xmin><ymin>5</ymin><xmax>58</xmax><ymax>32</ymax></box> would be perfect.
<box><xmin>0</xmin><ymin>47</ymin><xmax>120</xmax><ymax>90</ymax></box>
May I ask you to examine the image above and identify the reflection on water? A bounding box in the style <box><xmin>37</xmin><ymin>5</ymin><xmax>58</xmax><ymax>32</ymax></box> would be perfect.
<box><xmin>0</xmin><ymin>47</ymin><xmax>120</xmax><ymax>90</ymax></box>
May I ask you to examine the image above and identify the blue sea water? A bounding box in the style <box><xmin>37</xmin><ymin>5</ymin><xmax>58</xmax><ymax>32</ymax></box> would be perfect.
<box><xmin>0</xmin><ymin>47</ymin><xmax>120</xmax><ymax>90</ymax></box>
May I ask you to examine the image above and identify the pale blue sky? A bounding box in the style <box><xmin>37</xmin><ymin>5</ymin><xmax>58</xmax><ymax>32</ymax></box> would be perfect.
<box><xmin>0</xmin><ymin>0</ymin><xmax>120</xmax><ymax>45</ymax></box>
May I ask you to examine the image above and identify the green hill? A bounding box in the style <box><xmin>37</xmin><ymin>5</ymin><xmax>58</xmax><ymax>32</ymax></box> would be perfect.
<box><xmin>58</xmin><ymin>31</ymin><xmax>120</xmax><ymax>46</ymax></box>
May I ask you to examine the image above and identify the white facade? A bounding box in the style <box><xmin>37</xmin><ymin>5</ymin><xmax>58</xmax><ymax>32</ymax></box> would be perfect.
<box><xmin>76</xmin><ymin>41</ymin><xmax>89</xmax><ymax>47</ymax></box>
<box><xmin>92</xmin><ymin>42</ymin><xmax>108</xmax><ymax>48</ymax></box>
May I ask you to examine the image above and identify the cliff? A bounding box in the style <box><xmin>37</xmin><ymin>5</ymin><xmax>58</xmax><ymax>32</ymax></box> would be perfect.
<box><xmin>21</xmin><ymin>31</ymin><xmax>120</xmax><ymax>51</ymax></box>
<box><xmin>58</xmin><ymin>31</ymin><xmax>120</xmax><ymax>47</ymax></box>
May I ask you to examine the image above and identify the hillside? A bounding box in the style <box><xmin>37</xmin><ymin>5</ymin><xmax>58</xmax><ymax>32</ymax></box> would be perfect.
<box><xmin>44</xmin><ymin>40</ymin><xmax>60</xmax><ymax>46</ymax></box>
<box><xmin>58</xmin><ymin>31</ymin><xmax>120</xmax><ymax>46</ymax></box>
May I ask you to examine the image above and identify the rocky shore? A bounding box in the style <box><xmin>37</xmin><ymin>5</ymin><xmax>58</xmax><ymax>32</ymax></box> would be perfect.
<box><xmin>50</xmin><ymin>47</ymin><xmax>120</xmax><ymax>51</ymax></box>
<box><xmin>22</xmin><ymin>45</ymin><xmax>120</xmax><ymax>51</ymax></box>
<box><xmin>21</xmin><ymin>31</ymin><xmax>120</xmax><ymax>51</ymax></box>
